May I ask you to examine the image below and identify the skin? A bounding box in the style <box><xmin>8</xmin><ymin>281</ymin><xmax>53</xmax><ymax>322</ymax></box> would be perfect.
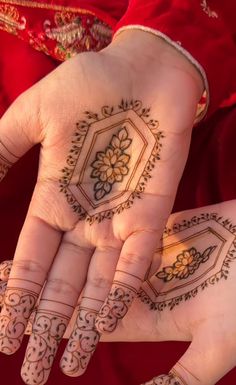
<box><xmin>0</xmin><ymin>29</ymin><xmax>204</xmax><ymax>385</ymax></box>
<box><xmin>1</xmin><ymin>201</ymin><xmax>236</xmax><ymax>385</ymax></box>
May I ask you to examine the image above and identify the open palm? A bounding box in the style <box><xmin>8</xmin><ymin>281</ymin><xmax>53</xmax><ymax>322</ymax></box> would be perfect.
<box><xmin>0</xmin><ymin>30</ymin><xmax>203</xmax><ymax>384</ymax></box>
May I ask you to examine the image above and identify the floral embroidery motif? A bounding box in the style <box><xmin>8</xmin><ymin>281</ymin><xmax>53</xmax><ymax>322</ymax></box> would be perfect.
<box><xmin>0</xmin><ymin>2</ymin><xmax>111</xmax><ymax>61</ymax></box>
<box><xmin>156</xmin><ymin>246</ymin><xmax>216</xmax><ymax>281</ymax></box>
<box><xmin>91</xmin><ymin>128</ymin><xmax>131</xmax><ymax>201</ymax></box>
<box><xmin>44</xmin><ymin>12</ymin><xmax>112</xmax><ymax>60</ymax></box>
<box><xmin>0</xmin><ymin>4</ymin><xmax>26</xmax><ymax>34</ymax></box>
<box><xmin>200</xmin><ymin>0</ymin><xmax>218</xmax><ymax>18</ymax></box>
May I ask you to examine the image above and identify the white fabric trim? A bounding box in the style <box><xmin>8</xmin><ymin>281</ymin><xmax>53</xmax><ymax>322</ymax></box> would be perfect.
<box><xmin>114</xmin><ymin>25</ymin><xmax>209</xmax><ymax>123</ymax></box>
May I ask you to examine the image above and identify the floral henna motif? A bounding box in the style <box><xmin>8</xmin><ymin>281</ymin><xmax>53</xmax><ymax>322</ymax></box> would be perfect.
<box><xmin>60</xmin><ymin>99</ymin><xmax>163</xmax><ymax>223</ymax></box>
<box><xmin>90</xmin><ymin>127</ymin><xmax>131</xmax><ymax>200</ymax></box>
<box><xmin>21</xmin><ymin>311</ymin><xmax>68</xmax><ymax>385</ymax></box>
<box><xmin>156</xmin><ymin>246</ymin><xmax>216</xmax><ymax>282</ymax></box>
<box><xmin>61</xmin><ymin>307</ymin><xmax>100</xmax><ymax>376</ymax></box>
<box><xmin>139</xmin><ymin>213</ymin><xmax>236</xmax><ymax>311</ymax></box>
<box><xmin>0</xmin><ymin>288</ymin><xmax>37</xmax><ymax>354</ymax></box>
<box><xmin>95</xmin><ymin>283</ymin><xmax>136</xmax><ymax>333</ymax></box>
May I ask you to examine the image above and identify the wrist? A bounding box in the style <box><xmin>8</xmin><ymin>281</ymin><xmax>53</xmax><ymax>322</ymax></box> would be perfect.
<box><xmin>103</xmin><ymin>29</ymin><xmax>204</xmax><ymax>101</ymax></box>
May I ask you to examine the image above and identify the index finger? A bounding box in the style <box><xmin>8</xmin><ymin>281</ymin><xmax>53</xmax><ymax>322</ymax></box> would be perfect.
<box><xmin>95</xmin><ymin>228</ymin><xmax>161</xmax><ymax>333</ymax></box>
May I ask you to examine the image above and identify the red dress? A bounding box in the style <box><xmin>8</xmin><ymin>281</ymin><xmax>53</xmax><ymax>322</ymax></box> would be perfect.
<box><xmin>0</xmin><ymin>1</ymin><xmax>236</xmax><ymax>384</ymax></box>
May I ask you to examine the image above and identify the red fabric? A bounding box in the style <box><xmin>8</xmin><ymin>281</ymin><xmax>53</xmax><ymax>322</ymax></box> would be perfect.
<box><xmin>0</xmin><ymin>29</ymin><xmax>236</xmax><ymax>385</ymax></box>
<box><xmin>115</xmin><ymin>0</ymin><xmax>236</xmax><ymax>118</ymax></box>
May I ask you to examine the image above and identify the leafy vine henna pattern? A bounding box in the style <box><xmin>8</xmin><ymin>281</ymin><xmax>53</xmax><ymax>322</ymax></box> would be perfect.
<box><xmin>139</xmin><ymin>212</ymin><xmax>236</xmax><ymax>311</ymax></box>
<box><xmin>59</xmin><ymin>99</ymin><xmax>163</xmax><ymax>224</ymax></box>
<box><xmin>143</xmin><ymin>373</ymin><xmax>184</xmax><ymax>385</ymax></box>
<box><xmin>0</xmin><ymin>288</ymin><xmax>38</xmax><ymax>354</ymax></box>
<box><xmin>21</xmin><ymin>311</ymin><xmax>68</xmax><ymax>385</ymax></box>
<box><xmin>0</xmin><ymin>140</ymin><xmax>19</xmax><ymax>182</ymax></box>
<box><xmin>95</xmin><ymin>283</ymin><xmax>137</xmax><ymax>333</ymax></box>
<box><xmin>61</xmin><ymin>307</ymin><xmax>100</xmax><ymax>376</ymax></box>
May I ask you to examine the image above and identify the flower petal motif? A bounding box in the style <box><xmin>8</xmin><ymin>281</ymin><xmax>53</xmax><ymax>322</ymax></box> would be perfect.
<box><xmin>156</xmin><ymin>246</ymin><xmax>216</xmax><ymax>282</ymax></box>
<box><xmin>90</xmin><ymin>127</ymin><xmax>132</xmax><ymax>200</ymax></box>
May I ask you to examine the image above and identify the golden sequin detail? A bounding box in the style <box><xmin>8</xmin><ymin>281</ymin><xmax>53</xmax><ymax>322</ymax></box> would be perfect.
<box><xmin>0</xmin><ymin>4</ymin><xmax>26</xmax><ymax>34</ymax></box>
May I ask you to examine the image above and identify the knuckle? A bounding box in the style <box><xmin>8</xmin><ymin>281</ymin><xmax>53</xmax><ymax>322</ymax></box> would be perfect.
<box><xmin>13</xmin><ymin>259</ymin><xmax>46</xmax><ymax>275</ymax></box>
<box><xmin>119</xmin><ymin>252</ymin><xmax>148</xmax><ymax>266</ymax></box>
<box><xmin>87</xmin><ymin>274</ymin><xmax>112</xmax><ymax>290</ymax></box>
<box><xmin>46</xmin><ymin>278</ymin><xmax>77</xmax><ymax>296</ymax></box>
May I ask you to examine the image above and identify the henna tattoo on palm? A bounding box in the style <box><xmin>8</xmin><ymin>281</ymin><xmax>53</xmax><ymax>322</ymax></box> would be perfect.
<box><xmin>143</xmin><ymin>373</ymin><xmax>183</xmax><ymax>385</ymax></box>
<box><xmin>59</xmin><ymin>99</ymin><xmax>163</xmax><ymax>223</ymax></box>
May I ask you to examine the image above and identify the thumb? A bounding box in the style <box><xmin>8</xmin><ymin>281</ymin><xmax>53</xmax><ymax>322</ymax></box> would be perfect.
<box><xmin>142</xmin><ymin>329</ymin><xmax>236</xmax><ymax>385</ymax></box>
<box><xmin>0</xmin><ymin>86</ymin><xmax>42</xmax><ymax>181</ymax></box>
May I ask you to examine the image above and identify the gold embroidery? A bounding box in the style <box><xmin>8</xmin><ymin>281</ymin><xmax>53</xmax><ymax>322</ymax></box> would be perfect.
<box><xmin>200</xmin><ymin>0</ymin><xmax>218</xmax><ymax>18</ymax></box>
<box><xmin>0</xmin><ymin>0</ymin><xmax>95</xmax><ymax>14</ymax></box>
<box><xmin>0</xmin><ymin>4</ymin><xmax>26</xmax><ymax>34</ymax></box>
<box><xmin>44</xmin><ymin>12</ymin><xmax>112</xmax><ymax>60</ymax></box>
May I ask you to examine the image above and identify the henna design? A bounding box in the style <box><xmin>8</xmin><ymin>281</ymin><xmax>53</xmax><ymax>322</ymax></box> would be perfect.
<box><xmin>21</xmin><ymin>311</ymin><xmax>68</xmax><ymax>385</ymax></box>
<box><xmin>139</xmin><ymin>213</ymin><xmax>236</xmax><ymax>311</ymax></box>
<box><xmin>0</xmin><ymin>260</ymin><xmax>12</xmax><ymax>282</ymax></box>
<box><xmin>90</xmin><ymin>127</ymin><xmax>131</xmax><ymax>200</ymax></box>
<box><xmin>142</xmin><ymin>373</ymin><xmax>183</xmax><ymax>385</ymax></box>
<box><xmin>59</xmin><ymin>99</ymin><xmax>163</xmax><ymax>224</ymax></box>
<box><xmin>0</xmin><ymin>140</ymin><xmax>19</xmax><ymax>182</ymax></box>
<box><xmin>61</xmin><ymin>307</ymin><xmax>100</xmax><ymax>376</ymax></box>
<box><xmin>95</xmin><ymin>283</ymin><xmax>137</xmax><ymax>333</ymax></box>
<box><xmin>0</xmin><ymin>288</ymin><xmax>37</xmax><ymax>354</ymax></box>
<box><xmin>156</xmin><ymin>246</ymin><xmax>216</xmax><ymax>282</ymax></box>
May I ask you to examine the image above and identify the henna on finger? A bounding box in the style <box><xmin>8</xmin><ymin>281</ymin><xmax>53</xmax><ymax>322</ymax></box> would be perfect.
<box><xmin>142</xmin><ymin>371</ymin><xmax>186</xmax><ymax>385</ymax></box>
<box><xmin>0</xmin><ymin>287</ymin><xmax>38</xmax><ymax>354</ymax></box>
<box><xmin>0</xmin><ymin>260</ymin><xmax>13</xmax><ymax>282</ymax></box>
<box><xmin>61</xmin><ymin>300</ymin><xmax>101</xmax><ymax>376</ymax></box>
<box><xmin>0</xmin><ymin>140</ymin><xmax>19</xmax><ymax>182</ymax></box>
<box><xmin>95</xmin><ymin>281</ymin><xmax>137</xmax><ymax>333</ymax></box>
<box><xmin>21</xmin><ymin>310</ymin><xmax>68</xmax><ymax>385</ymax></box>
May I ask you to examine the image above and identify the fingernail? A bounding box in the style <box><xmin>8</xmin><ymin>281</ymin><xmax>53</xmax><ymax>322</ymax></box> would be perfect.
<box><xmin>0</xmin><ymin>288</ymin><xmax>37</xmax><ymax>354</ymax></box>
<box><xmin>95</xmin><ymin>283</ymin><xmax>136</xmax><ymax>333</ymax></box>
<box><xmin>21</xmin><ymin>311</ymin><xmax>67</xmax><ymax>385</ymax></box>
<box><xmin>61</xmin><ymin>307</ymin><xmax>100</xmax><ymax>377</ymax></box>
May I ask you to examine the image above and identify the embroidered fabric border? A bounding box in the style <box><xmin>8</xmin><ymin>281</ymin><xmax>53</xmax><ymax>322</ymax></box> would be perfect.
<box><xmin>114</xmin><ymin>25</ymin><xmax>209</xmax><ymax>123</ymax></box>
<box><xmin>0</xmin><ymin>0</ymin><xmax>95</xmax><ymax>14</ymax></box>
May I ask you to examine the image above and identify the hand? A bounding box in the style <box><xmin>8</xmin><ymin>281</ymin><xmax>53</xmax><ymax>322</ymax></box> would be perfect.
<box><xmin>102</xmin><ymin>199</ymin><xmax>236</xmax><ymax>385</ymax></box>
<box><xmin>0</xmin><ymin>29</ymin><xmax>203</xmax><ymax>385</ymax></box>
<box><xmin>1</xmin><ymin>200</ymin><xmax>235</xmax><ymax>385</ymax></box>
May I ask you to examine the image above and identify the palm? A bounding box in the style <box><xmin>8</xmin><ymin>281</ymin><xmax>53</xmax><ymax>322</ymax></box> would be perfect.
<box><xmin>0</xmin><ymin>33</ymin><xmax>203</xmax><ymax>385</ymax></box>
<box><xmin>102</xmin><ymin>201</ymin><xmax>236</xmax><ymax>385</ymax></box>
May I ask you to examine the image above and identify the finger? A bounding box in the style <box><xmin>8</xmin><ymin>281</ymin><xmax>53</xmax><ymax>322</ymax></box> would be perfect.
<box><xmin>21</xmin><ymin>237</ymin><xmax>93</xmax><ymax>385</ymax></box>
<box><xmin>95</xmin><ymin>230</ymin><xmax>159</xmax><ymax>334</ymax></box>
<box><xmin>142</xmin><ymin>329</ymin><xmax>236</xmax><ymax>385</ymax></box>
<box><xmin>60</xmin><ymin>243</ymin><xmax>121</xmax><ymax>377</ymax></box>
<box><xmin>0</xmin><ymin>216</ymin><xmax>61</xmax><ymax>355</ymax></box>
<box><xmin>0</xmin><ymin>261</ymin><xmax>13</xmax><ymax>308</ymax></box>
<box><xmin>0</xmin><ymin>88</ymin><xmax>41</xmax><ymax>181</ymax></box>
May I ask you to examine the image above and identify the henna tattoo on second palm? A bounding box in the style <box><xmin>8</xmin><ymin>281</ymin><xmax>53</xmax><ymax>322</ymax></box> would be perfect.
<box><xmin>143</xmin><ymin>373</ymin><xmax>183</xmax><ymax>385</ymax></box>
<box><xmin>60</xmin><ymin>99</ymin><xmax>163</xmax><ymax>223</ymax></box>
<box><xmin>139</xmin><ymin>212</ymin><xmax>236</xmax><ymax>311</ymax></box>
